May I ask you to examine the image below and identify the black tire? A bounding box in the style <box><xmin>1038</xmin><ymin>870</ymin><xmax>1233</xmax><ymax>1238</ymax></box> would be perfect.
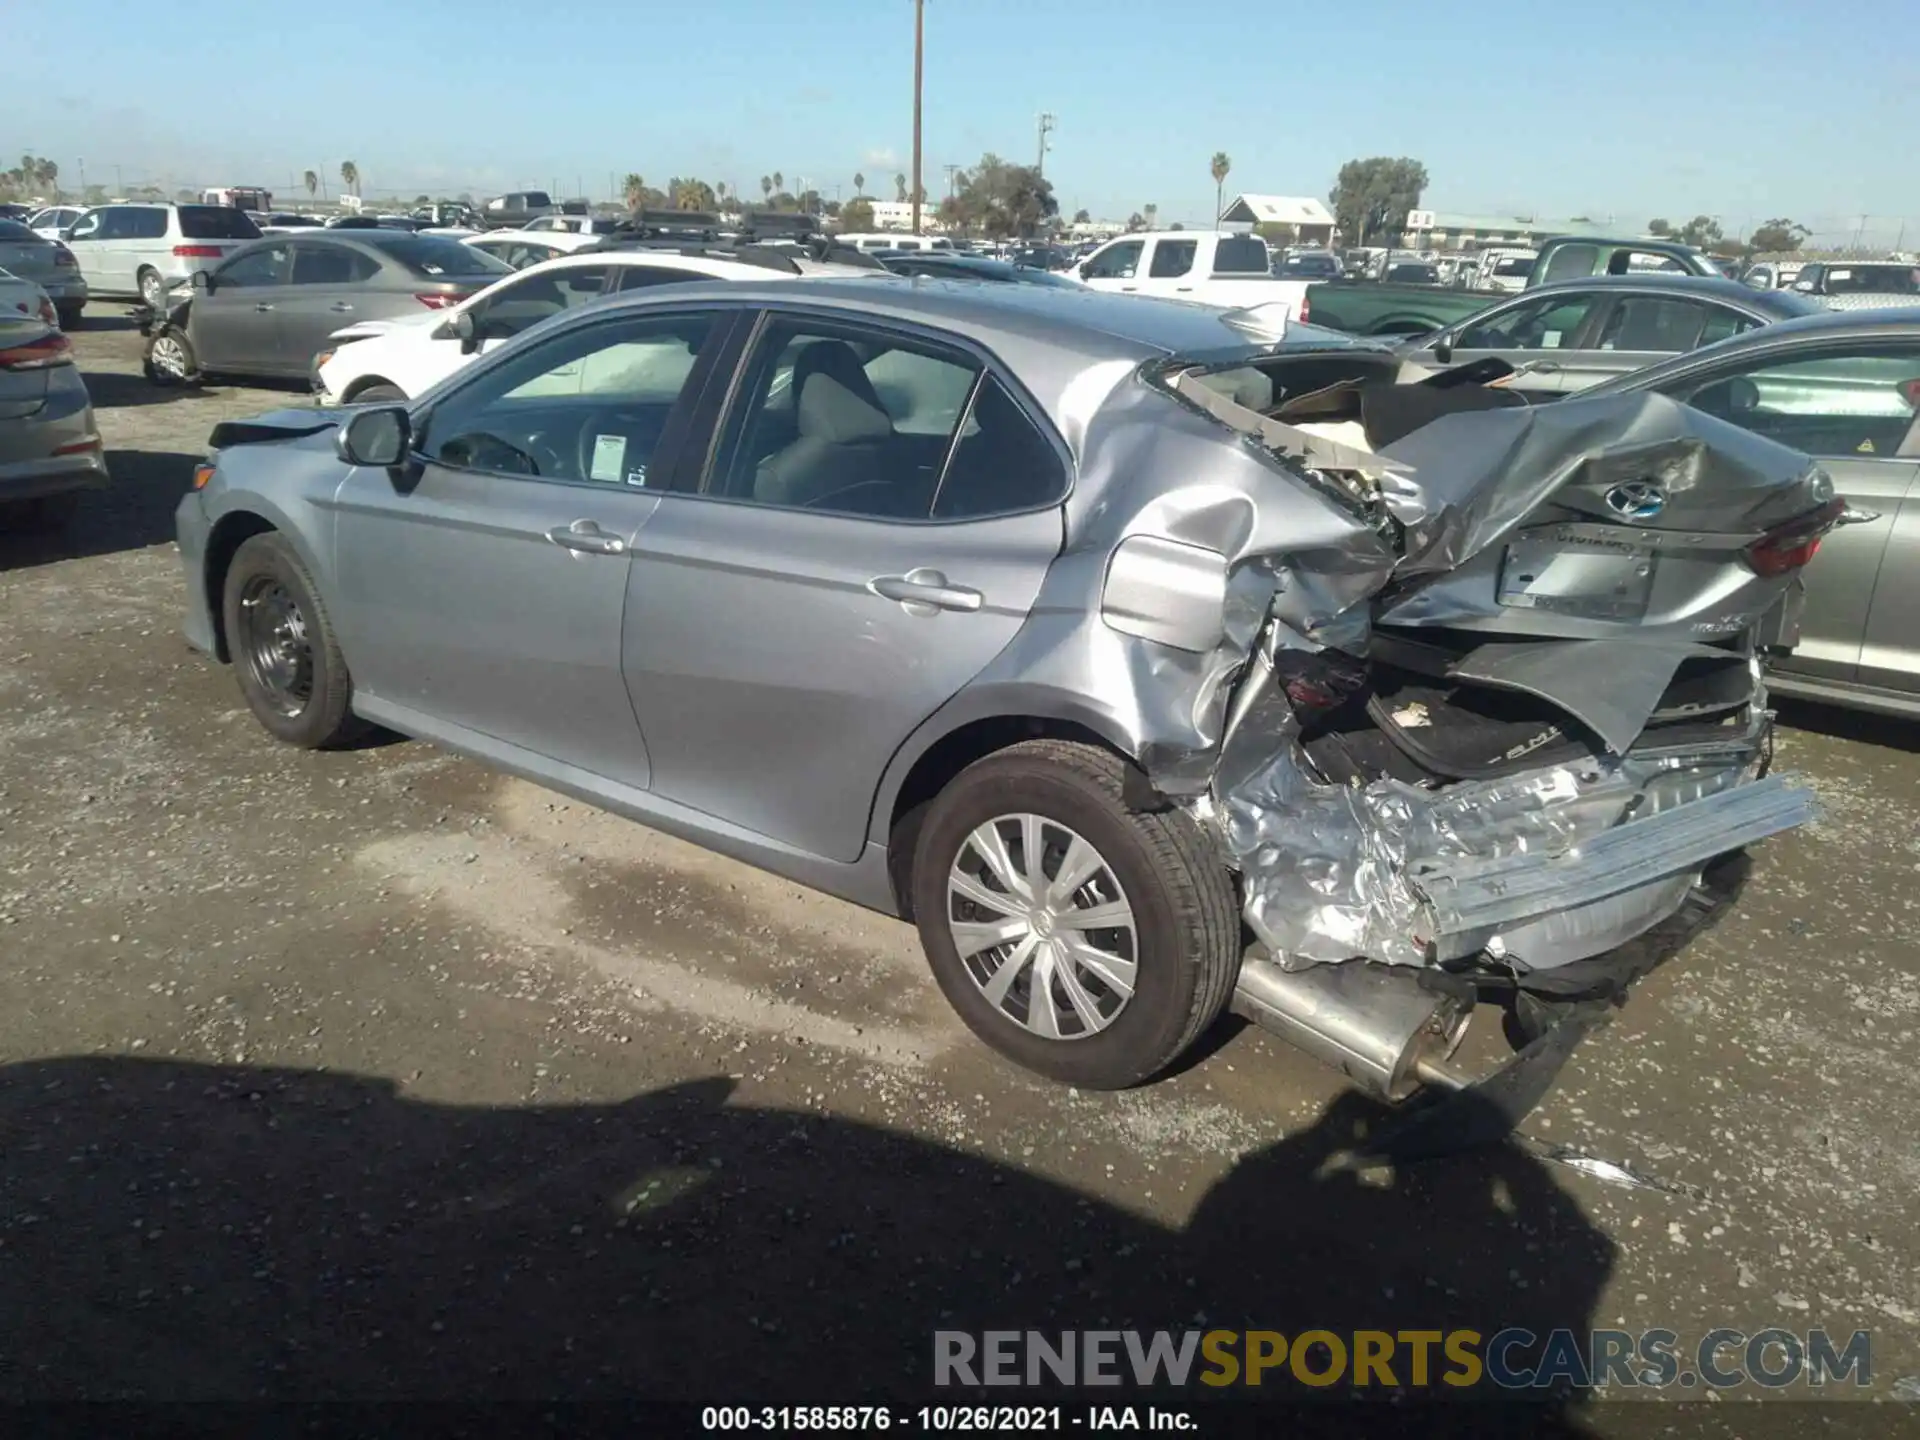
<box><xmin>349</xmin><ymin>383</ymin><xmax>407</xmax><ymax>404</ymax></box>
<box><xmin>911</xmin><ymin>739</ymin><xmax>1241</xmax><ymax>1089</ymax></box>
<box><xmin>55</xmin><ymin>303</ymin><xmax>83</xmax><ymax>330</ymax></box>
<box><xmin>143</xmin><ymin>328</ymin><xmax>199</xmax><ymax>386</ymax></box>
<box><xmin>137</xmin><ymin>267</ymin><xmax>169</xmax><ymax>312</ymax></box>
<box><xmin>220</xmin><ymin>531</ymin><xmax>365</xmax><ymax>749</ymax></box>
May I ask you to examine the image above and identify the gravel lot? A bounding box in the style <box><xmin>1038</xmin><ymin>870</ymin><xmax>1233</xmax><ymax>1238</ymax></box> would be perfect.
<box><xmin>0</xmin><ymin>315</ymin><xmax>1915</xmax><ymax>1413</ymax></box>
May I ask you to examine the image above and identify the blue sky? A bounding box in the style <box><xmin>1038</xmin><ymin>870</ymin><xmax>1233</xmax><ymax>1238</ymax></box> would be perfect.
<box><xmin>7</xmin><ymin>0</ymin><xmax>1915</xmax><ymax>244</ymax></box>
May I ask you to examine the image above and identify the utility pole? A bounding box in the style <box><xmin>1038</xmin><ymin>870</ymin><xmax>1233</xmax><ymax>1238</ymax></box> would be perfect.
<box><xmin>1036</xmin><ymin>112</ymin><xmax>1056</xmax><ymax>177</ymax></box>
<box><xmin>910</xmin><ymin>0</ymin><xmax>925</xmax><ymax>235</ymax></box>
<box><xmin>944</xmin><ymin>162</ymin><xmax>959</xmax><ymax>199</ymax></box>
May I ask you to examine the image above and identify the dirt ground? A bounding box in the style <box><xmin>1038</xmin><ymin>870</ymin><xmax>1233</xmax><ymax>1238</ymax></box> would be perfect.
<box><xmin>0</xmin><ymin>315</ymin><xmax>1915</xmax><ymax>1418</ymax></box>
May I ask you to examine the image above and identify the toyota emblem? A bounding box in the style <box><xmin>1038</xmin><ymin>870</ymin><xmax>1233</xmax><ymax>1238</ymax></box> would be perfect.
<box><xmin>1605</xmin><ymin>480</ymin><xmax>1668</xmax><ymax>520</ymax></box>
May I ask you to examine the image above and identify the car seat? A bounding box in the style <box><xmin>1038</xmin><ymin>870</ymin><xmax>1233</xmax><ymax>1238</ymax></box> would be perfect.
<box><xmin>754</xmin><ymin>340</ymin><xmax>895</xmax><ymax>510</ymax></box>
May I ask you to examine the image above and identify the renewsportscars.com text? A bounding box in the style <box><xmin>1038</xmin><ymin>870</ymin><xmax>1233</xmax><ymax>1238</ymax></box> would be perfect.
<box><xmin>934</xmin><ymin>1327</ymin><xmax>1873</xmax><ymax>1391</ymax></box>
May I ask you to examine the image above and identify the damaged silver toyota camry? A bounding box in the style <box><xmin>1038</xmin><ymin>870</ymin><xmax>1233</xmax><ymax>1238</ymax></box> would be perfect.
<box><xmin>174</xmin><ymin>279</ymin><xmax>1855</xmax><ymax>1122</ymax></box>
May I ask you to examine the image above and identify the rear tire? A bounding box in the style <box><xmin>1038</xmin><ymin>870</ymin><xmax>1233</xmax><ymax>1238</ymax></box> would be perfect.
<box><xmin>55</xmin><ymin>303</ymin><xmax>83</xmax><ymax>330</ymax></box>
<box><xmin>221</xmin><ymin>532</ymin><xmax>365</xmax><ymax>750</ymax></box>
<box><xmin>911</xmin><ymin>739</ymin><xmax>1241</xmax><ymax>1089</ymax></box>
<box><xmin>137</xmin><ymin>267</ymin><xmax>169</xmax><ymax>312</ymax></box>
<box><xmin>350</xmin><ymin>383</ymin><xmax>407</xmax><ymax>404</ymax></box>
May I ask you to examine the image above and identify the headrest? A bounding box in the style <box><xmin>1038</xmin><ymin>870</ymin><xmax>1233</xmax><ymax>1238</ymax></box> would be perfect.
<box><xmin>794</xmin><ymin>342</ymin><xmax>892</xmax><ymax>442</ymax></box>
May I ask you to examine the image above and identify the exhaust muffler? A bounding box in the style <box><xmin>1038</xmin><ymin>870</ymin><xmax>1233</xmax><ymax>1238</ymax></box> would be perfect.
<box><xmin>1231</xmin><ymin>956</ymin><xmax>1472</xmax><ymax>1101</ymax></box>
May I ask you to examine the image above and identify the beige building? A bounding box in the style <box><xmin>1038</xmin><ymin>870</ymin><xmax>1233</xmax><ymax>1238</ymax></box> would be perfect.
<box><xmin>1218</xmin><ymin>194</ymin><xmax>1336</xmax><ymax>246</ymax></box>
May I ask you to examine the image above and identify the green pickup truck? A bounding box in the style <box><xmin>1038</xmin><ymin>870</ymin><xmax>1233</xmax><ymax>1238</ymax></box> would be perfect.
<box><xmin>1300</xmin><ymin>235</ymin><xmax>1723</xmax><ymax>338</ymax></box>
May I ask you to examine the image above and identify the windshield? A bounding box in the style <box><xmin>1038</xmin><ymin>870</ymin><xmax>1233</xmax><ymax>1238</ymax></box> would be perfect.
<box><xmin>365</xmin><ymin>234</ymin><xmax>514</xmax><ymax>277</ymax></box>
<box><xmin>1211</xmin><ymin>236</ymin><xmax>1271</xmax><ymax>275</ymax></box>
<box><xmin>179</xmin><ymin>206</ymin><xmax>264</xmax><ymax>240</ymax></box>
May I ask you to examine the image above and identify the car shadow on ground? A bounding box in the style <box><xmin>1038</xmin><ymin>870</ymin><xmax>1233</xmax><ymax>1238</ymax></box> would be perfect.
<box><xmin>0</xmin><ymin>449</ymin><xmax>200</xmax><ymax>572</ymax></box>
<box><xmin>0</xmin><ymin>1056</ymin><xmax>1615</xmax><ymax>1419</ymax></box>
<box><xmin>80</xmin><ymin>370</ymin><xmax>222</xmax><ymax>410</ymax></box>
<box><xmin>1776</xmin><ymin>697</ymin><xmax>1920</xmax><ymax>756</ymax></box>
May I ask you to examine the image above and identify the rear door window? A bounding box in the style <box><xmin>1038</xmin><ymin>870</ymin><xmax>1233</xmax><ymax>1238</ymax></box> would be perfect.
<box><xmin>1211</xmin><ymin>236</ymin><xmax>1270</xmax><ymax>275</ymax></box>
<box><xmin>1149</xmin><ymin>240</ymin><xmax>1198</xmax><ymax>278</ymax></box>
<box><xmin>178</xmin><ymin>206</ymin><xmax>263</xmax><ymax>240</ymax></box>
<box><xmin>1539</xmin><ymin>243</ymin><xmax>1598</xmax><ymax>285</ymax></box>
<box><xmin>290</xmin><ymin>244</ymin><xmax>379</xmax><ymax>285</ymax></box>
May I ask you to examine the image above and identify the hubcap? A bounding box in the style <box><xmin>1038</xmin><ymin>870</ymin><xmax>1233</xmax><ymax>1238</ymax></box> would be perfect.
<box><xmin>237</xmin><ymin>576</ymin><xmax>313</xmax><ymax>717</ymax></box>
<box><xmin>150</xmin><ymin>335</ymin><xmax>188</xmax><ymax>377</ymax></box>
<box><xmin>946</xmin><ymin>814</ymin><xmax>1138</xmax><ymax>1041</ymax></box>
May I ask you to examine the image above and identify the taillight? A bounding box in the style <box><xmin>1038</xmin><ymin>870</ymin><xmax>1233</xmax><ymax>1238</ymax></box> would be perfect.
<box><xmin>1297</xmin><ymin>289</ymin><xmax>1311</xmax><ymax>324</ymax></box>
<box><xmin>53</xmin><ymin>244</ymin><xmax>77</xmax><ymax>267</ymax></box>
<box><xmin>1746</xmin><ymin>496</ymin><xmax>1846</xmax><ymax>578</ymax></box>
<box><xmin>38</xmin><ymin>297</ymin><xmax>58</xmax><ymax>328</ymax></box>
<box><xmin>1900</xmin><ymin>377</ymin><xmax>1920</xmax><ymax>410</ymax></box>
<box><xmin>0</xmin><ymin>332</ymin><xmax>73</xmax><ymax>369</ymax></box>
<box><xmin>413</xmin><ymin>293</ymin><xmax>463</xmax><ymax>309</ymax></box>
<box><xmin>173</xmin><ymin>245</ymin><xmax>224</xmax><ymax>258</ymax></box>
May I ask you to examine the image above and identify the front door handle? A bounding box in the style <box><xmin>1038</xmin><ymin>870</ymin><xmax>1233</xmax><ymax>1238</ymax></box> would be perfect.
<box><xmin>254</xmin><ymin>302</ymin><xmax>275</xmax><ymax>312</ymax></box>
<box><xmin>546</xmin><ymin>519</ymin><xmax>627</xmax><ymax>556</ymax></box>
<box><xmin>329</xmin><ymin>302</ymin><xmax>354</xmax><ymax>312</ymax></box>
<box><xmin>1528</xmin><ymin>360</ymin><xmax>1561</xmax><ymax>374</ymax></box>
<box><xmin>869</xmin><ymin>568</ymin><xmax>982</xmax><ymax>614</ymax></box>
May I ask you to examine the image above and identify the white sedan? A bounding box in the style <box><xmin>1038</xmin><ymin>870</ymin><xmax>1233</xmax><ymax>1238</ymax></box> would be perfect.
<box><xmin>314</xmin><ymin>246</ymin><xmax>887</xmax><ymax>405</ymax></box>
<box><xmin>459</xmin><ymin>228</ymin><xmax>605</xmax><ymax>271</ymax></box>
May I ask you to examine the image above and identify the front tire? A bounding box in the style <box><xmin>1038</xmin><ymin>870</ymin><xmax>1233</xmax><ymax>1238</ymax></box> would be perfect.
<box><xmin>911</xmin><ymin>740</ymin><xmax>1241</xmax><ymax>1089</ymax></box>
<box><xmin>349</xmin><ymin>383</ymin><xmax>408</xmax><ymax>404</ymax></box>
<box><xmin>144</xmin><ymin>329</ymin><xmax>199</xmax><ymax>386</ymax></box>
<box><xmin>221</xmin><ymin>532</ymin><xmax>365</xmax><ymax>749</ymax></box>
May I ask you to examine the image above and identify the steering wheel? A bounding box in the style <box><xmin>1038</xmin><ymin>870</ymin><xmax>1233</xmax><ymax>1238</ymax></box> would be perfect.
<box><xmin>438</xmin><ymin>431</ymin><xmax>540</xmax><ymax>477</ymax></box>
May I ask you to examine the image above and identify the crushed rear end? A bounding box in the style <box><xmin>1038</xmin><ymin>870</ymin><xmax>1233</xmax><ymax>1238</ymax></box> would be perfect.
<box><xmin>1096</xmin><ymin>346</ymin><xmax>1857</xmax><ymax>1133</ymax></box>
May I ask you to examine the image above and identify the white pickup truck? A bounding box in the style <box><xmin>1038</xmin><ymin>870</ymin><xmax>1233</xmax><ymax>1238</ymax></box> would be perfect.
<box><xmin>1073</xmin><ymin>230</ymin><xmax>1313</xmax><ymax>318</ymax></box>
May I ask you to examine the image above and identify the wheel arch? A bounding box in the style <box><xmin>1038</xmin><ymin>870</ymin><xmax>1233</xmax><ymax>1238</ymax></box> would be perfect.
<box><xmin>200</xmin><ymin>500</ymin><xmax>327</xmax><ymax>663</ymax></box>
<box><xmin>339</xmin><ymin>374</ymin><xmax>403</xmax><ymax>403</ymax></box>
<box><xmin>872</xmin><ymin>689</ymin><xmax>1147</xmax><ymax>920</ymax></box>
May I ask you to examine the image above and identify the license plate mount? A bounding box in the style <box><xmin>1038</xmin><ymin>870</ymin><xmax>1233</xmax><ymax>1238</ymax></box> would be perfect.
<box><xmin>1498</xmin><ymin>532</ymin><xmax>1658</xmax><ymax>622</ymax></box>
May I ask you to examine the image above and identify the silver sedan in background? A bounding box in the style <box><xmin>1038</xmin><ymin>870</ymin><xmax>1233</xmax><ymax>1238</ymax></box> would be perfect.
<box><xmin>0</xmin><ymin>218</ymin><xmax>89</xmax><ymax>328</ymax></box>
<box><xmin>0</xmin><ymin>317</ymin><xmax>106</xmax><ymax>529</ymax></box>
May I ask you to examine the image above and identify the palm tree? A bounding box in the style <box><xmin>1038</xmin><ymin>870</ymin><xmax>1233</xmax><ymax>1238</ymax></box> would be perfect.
<box><xmin>624</xmin><ymin>173</ymin><xmax>646</xmax><ymax>209</ymax></box>
<box><xmin>339</xmin><ymin>160</ymin><xmax>360</xmax><ymax>199</ymax></box>
<box><xmin>1210</xmin><ymin>151</ymin><xmax>1231</xmax><ymax>223</ymax></box>
<box><xmin>303</xmin><ymin>170</ymin><xmax>319</xmax><ymax>199</ymax></box>
<box><xmin>771</xmin><ymin>171</ymin><xmax>784</xmax><ymax>201</ymax></box>
<box><xmin>853</xmin><ymin>170</ymin><xmax>866</xmax><ymax>198</ymax></box>
<box><xmin>894</xmin><ymin>172</ymin><xmax>907</xmax><ymax>202</ymax></box>
<box><xmin>760</xmin><ymin>174</ymin><xmax>772</xmax><ymax>202</ymax></box>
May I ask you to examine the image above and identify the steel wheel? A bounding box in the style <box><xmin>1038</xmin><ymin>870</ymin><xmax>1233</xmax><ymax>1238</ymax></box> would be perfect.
<box><xmin>235</xmin><ymin>575</ymin><xmax>314</xmax><ymax>718</ymax></box>
<box><xmin>148</xmin><ymin>333</ymin><xmax>191</xmax><ymax>380</ymax></box>
<box><xmin>946</xmin><ymin>813</ymin><xmax>1138</xmax><ymax>1041</ymax></box>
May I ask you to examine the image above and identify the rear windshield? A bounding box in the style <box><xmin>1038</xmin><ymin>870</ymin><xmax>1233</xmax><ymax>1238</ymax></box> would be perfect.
<box><xmin>364</xmin><ymin>234</ymin><xmax>513</xmax><ymax>278</ymax></box>
<box><xmin>522</xmin><ymin>191</ymin><xmax>552</xmax><ymax>209</ymax></box>
<box><xmin>179</xmin><ymin>206</ymin><xmax>263</xmax><ymax>240</ymax></box>
<box><xmin>1386</xmin><ymin>263</ymin><xmax>1440</xmax><ymax>283</ymax></box>
<box><xmin>1825</xmin><ymin>265</ymin><xmax>1920</xmax><ymax>295</ymax></box>
<box><xmin>1490</xmin><ymin>256</ymin><xmax>1535</xmax><ymax>277</ymax></box>
<box><xmin>1211</xmin><ymin>236</ymin><xmax>1271</xmax><ymax>275</ymax></box>
<box><xmin>1280</xmin><ymin>254</ymin><xmax>1338</xmax><ymax>275</ymax></box>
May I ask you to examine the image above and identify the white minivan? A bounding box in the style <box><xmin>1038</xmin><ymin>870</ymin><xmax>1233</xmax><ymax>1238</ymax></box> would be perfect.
<box><xmin>63</xmin><ymin>203</ymin><xmax>264</xmax><ymax>310</ymax></box>
<box><xmin>838</xmin><ymin>233</ymin><xmax>954</xmax><ymax>254</ymax></box>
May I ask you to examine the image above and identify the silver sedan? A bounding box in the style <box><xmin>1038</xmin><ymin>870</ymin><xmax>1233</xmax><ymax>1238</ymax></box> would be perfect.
<box><xmin>0</xmin><ymin>218</ymin><xmax>88</xmax><ymax>327</ymax></box>
<box><xmin>0</xmin><ymin>317</ymin><xmax>106</xmax><ymax>528</ymax></box>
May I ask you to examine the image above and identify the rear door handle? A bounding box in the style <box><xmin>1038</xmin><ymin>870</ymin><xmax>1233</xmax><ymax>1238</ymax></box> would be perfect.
<box><xmin>329</xmin><ymin>302</ymin><xmax>354</xmax><ymax>312</ymax></box>
<box><xmin>1529</xmin><ymin>360</ymin><xmax>1561</xmax><ymax>374</ymax></box>
<box><xmin>546</xmin><ymin>519</ymin><xmax>627</xmax><ymax>555</ymax></box>
<box><xmin>869</xmin><ymin>568</ymin><xmax>982</xmax><ymax>613</ymax></box>
<box><xmin>254</xmin><ymin>303</ymin><xmax>275</xmax><ymax>312</ymax></box>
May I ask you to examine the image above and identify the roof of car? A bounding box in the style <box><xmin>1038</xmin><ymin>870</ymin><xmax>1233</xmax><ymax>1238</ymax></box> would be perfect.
<box><xmin>596</xmin><ymin>274</ymin><xmax>1309</xmax><ymax>362</ymax></box>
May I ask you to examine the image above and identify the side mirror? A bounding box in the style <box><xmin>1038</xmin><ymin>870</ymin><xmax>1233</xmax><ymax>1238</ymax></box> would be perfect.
<box><xmin>191</xmin><ymin>270</ymin><xmax>211</xmax><ymax>292</ymax></box>
<box><xmin>336</xmin><ymin>405</ymin><xmax>411</xmax><ymax>467</ymax></box>
<box><xmin>1431</xmin><ymin>333</ymin><xmax>1454</xmax><ymax>364</ymax></box>
<box><xmin>58</xmin><ymin>226</ymin><xmax>76</xmax><ymax>241</ymax></box>
<box><xmin>451</xmin><ymin>307</ymin><xmax>480</xmax><ymax>354</ymax></box>
<box><xmin>1077</xmin><ymin>263</ymin><xmax>1094</xmax><ymax>280</ymax></box>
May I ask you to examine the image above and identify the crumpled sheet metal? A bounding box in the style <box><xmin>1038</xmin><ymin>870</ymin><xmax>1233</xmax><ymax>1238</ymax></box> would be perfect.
<box><xmin>958</xmin><ymin>372</ymin><xmax>1403</xmax><ymax>796</ymax></box>
<box><xmin>1218</xmin><ymin>690</ymin><xmax>1766</xmax><ymax>970</ymax></box>
<box><xmin>1375</xmin><ymin>390</ymin><xmax>1831</xmax><ymax>576</ymax></box>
